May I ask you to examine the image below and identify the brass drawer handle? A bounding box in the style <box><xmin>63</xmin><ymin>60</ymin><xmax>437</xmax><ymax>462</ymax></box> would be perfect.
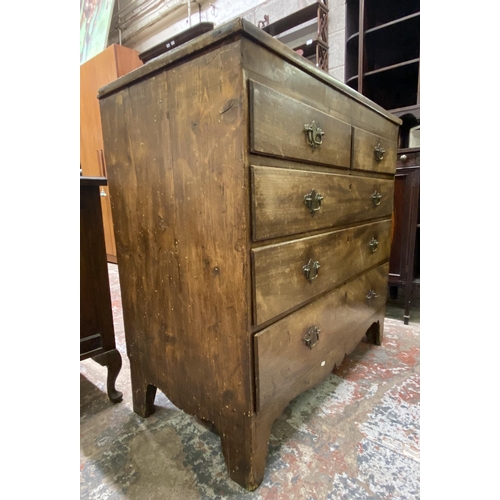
<box><xmin>369</xmin><ymin>237</ymin><xmax>379</xmax><ymax>253</ymax></box>
<box><xmin>371</xmin><ymin>190</ymin><xmax>382</xmax><ymax>206</ymax></box>
<box><xmin>304</xmin><ymin>121</ymin><xmax>324</xmax><ymax>149</ymax></box>
<box><xmin>374</xmin><ymin>142</ymin><xmax>385</xmax><ymax>162</ymax></box>
<box><xmin>302</xmin><ymin>259</ymin><xmax>321</xmax><ymax>281</ymax></box>
<box><xmin>304</xmin><ymin>189</ymin><xmax>324</xmax><ymax>214</ymax></box>
<box><xmin>366</xmin><ymin>289</ymin><xmax>380</xmax><ymax>301</ymax></box>
<box><xmin>303</xmin><ymin>326</ymin><xmax>320</xmax><ymax>349</ymax></box>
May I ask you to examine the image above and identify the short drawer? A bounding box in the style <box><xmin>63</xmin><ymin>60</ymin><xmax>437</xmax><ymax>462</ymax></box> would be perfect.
<box><xmin>397</xmin><ymin>150</ymin><xmax>420</xmax><ymax>168</ymax></box>
<box><xmin>249</xmin><ymin>80</ymin><xmax>351</xmax><ymax>168</ymax></box>
<box><xmin>251</xmin><ymin>165</ymin><xmax>394</xmax><ymax>241</ymax></box>
<box><xmin>254</xmin><ymin>263</ymin><xmax>389</xmax><ymax>411</ymax></box>
<box><xmin>352</xmin><ymin>127</ymin><xmax>398</xmax><ymax>174</ymax></box>
<box><xmin>252</xmin><ymin>219</ymin><xmax>392</xmax><ymax>325</ymax></box>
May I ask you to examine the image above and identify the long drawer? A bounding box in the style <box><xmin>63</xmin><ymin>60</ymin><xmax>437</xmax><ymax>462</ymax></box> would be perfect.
<box><xmin>352</xmin><ymin>127</ymin><xmax>398</xmax><ymax>174</ymax></box>
<box><xmin>254</xmin><ymin>263</ymin><xmax>389</xmax><ymax>411</ymax></box>
<box><xmin>249</xmin><ymin>80</ymin><xmax>351</xmax><ymax>168</ymax></box>
<box><xmin>251</xmin><ymin>165</ymin><xmax>394</xmax><ymax>241</ymax></box>
<box><xmin>252</xmin><ymin>219</ymin><xmax>391</xmax><ymax>325</ymax></box>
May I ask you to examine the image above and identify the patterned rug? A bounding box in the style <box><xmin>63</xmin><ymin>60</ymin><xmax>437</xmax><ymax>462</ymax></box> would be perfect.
<box><xmin>80</xmin><ymin>264</ymin><xmax>420</xmax><ymax>499</ymax></box>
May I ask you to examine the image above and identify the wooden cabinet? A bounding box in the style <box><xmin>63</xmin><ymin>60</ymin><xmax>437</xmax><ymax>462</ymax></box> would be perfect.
<box><xmin>80</xmin><ymin>44</ymin><xmax>143</xmax><ymax>263</ymax></box>
<box><xmin>98</xmin><ymin>18</ymin><xmax>400</xmax><ymax>491</ymax></box>
<box><xmin>345</xmin><ymin>0</ymin><xmax>420</xmax><ymax>112</ymax></box>
<box><xmin>80</xmin><ymin>177</ymin><xmax>122</xmax><ymax>402</ymax></box>
<box><xmin>388</xmin><ymin>146</ymin><xmax>420</xmax><ymax>324</ymax></box>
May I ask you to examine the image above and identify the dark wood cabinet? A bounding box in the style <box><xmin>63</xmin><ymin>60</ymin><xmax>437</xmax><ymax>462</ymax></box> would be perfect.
<box><xmin>80</xmin><ymin>177</ymin><xmax>122</xmax><ymax>402</ymax></box>
<box><xmin>388</xmin><ymin>149</ymin><xmax>420</xmax><ymax>324</ymax></box>
<box><xmin>98</xmin><ymin>18</ymin><xmax>400</xmax><ymax>490</ymax></box>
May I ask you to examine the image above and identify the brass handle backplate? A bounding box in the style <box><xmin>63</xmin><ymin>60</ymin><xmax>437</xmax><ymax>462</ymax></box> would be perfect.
<box><xmin>371</xmin><ymin>191</ymin><xmax>382</xmax><ymax>206</ymax></box>
<box><xmin>304</xmin><ymin>121</ymin><xmax>324</xmax><ymax>149</ymax></box>
<box><xmin>369</xmin><ymin>237</ymin><xmax>379</xmax><ymax>253</ymax></box>
<box><xmin>304</xmin><ymin>189</ymin><xmax>324</xmax><ymax>214</ymax></box>
<box><xmin>374</xmin><ymin>143</ymin><xmax>385</xmax><ymax>162</ymax></box>
<box><xmin>366</xmin><ymin>289</ymin><xmax>380</xmax><ymax>301</ymax></box>
<box><xmin>303</xmin><ymin>326</ymin><xmax>320</xmax><ymax>349</ymax></box>
<box><xmin>303</xmin><ymin>259</ymin><xmax>321</xmax><ymax>281</ymax></box>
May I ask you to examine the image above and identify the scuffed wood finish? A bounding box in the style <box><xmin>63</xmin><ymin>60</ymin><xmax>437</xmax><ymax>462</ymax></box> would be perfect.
<box><xmin>250</xmin><ymin>80</ymin><xmax>351</xmax><ymax>168</ymax></box>
<box><xmin>352</xmin><ymin>126</ymin><xmax>398</xmax><ymax>174</ymax></box>
<box><xmin>251</xmin><ymin>165</ymin><xmax>394</xmax><ymax>241</ymax></box>
<box><xmin>255</xmin><ymin>263</ymin><xmax>389</xmax><ymax>411</ymax></box>
<box><xmin>253</xmin><ymin>220</ymin><xmax>392</xmax><ymax>325</ymax></box>
<box><xmin>98</xmin><ymin>17</ymin><xmax>399</xmax><ymax>491</ymax></box>
<box><xmin>100</xmin><ymin>39</ymin><xmax>253</xmax><ymax>420</ymax></box>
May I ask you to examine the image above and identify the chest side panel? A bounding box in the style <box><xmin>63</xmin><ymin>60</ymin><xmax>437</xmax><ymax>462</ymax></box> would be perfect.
<box><xmin>99</xmin><ymin>39</ymin><xmax>254</xmax><ymax>418</ymax></box>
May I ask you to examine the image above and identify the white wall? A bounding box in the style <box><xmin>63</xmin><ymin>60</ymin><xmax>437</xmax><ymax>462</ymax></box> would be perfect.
<box><xmin>109</xmin><ymin>0</ymin><xmax>345</xmax><ymax>82</ymax></box>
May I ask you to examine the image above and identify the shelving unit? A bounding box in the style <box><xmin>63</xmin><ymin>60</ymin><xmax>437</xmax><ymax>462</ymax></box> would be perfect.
<box><xmin>345</xmin><ymin>0</ymin><xmax>419</xmax><ymax>110</ymax></box>
<box><xmin>262</xmin><ymin>0</ymin><xmax>329</xmax><ymax>71</ymax></box>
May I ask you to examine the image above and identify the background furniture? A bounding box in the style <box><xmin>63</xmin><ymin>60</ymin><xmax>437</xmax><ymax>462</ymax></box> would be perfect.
<box><xmin>80</xmin><ymin>177</ymin><xmax>122</xmax><ymax>403</ymax></box>
<box><xmin>98</xmin><ymin>18</ymin><xmax>400</xmax><ymax>490</ymax></box>
<box><xmin>345</xmin><ymin>0</ymin><xmax>420</xmax><ymax>111</ymax></box>
<box><xmin>262</xmin><ymin>0</ymin><xmax>329</xmax><ymax>71</ymax></box>
<box><xmin>80</xmin><ymin>44</ymin><xmax>143</xmax><ymax>263</ymax></box>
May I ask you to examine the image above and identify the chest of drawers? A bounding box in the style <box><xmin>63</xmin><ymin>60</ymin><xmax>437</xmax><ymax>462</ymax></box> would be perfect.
<box><xmin>98</xmin><ymin>18</ymin><xmax>401</xmax><ymax>491</ymax></box>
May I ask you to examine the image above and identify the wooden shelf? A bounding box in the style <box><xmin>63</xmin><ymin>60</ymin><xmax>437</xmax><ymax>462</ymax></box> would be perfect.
<box><xmin>345</xmin><ymin>1</ymin><xmax>420</xmax><ymax>109</ymax></box>
<box><xmin>365</xmin><ymin>15</ymin><xmax>420</xmax><ymax>71</ymax></box>
<box><xmin>365</xmin><ymin>0</ymin><xmax>420</xmax><ymax>30</ymax></box>
<box><xmin>365</xmin><ymin>12</ymin><xmax>420</xmax><ymax>35</ymax></box>
<box><xmin>364</xmin><ymin>60</ymin><xmax>419</xmax><ymax>110</ymax></box>
<box><xmin>365</xmin><ymin>58</ymin><xmax>420</xmax><ymax>77</ymax></box>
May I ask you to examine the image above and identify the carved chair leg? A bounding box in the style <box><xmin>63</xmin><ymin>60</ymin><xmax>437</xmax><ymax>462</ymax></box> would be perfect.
<box><xmin>92</xmin><ymin>349</ymin><xmax>123</xmax><ymax>403</ymax></box>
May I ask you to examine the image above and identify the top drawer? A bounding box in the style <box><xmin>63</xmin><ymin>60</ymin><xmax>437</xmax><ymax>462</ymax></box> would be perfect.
<box><xmin>352</xmin><ymin>127</ymin><xmax>397</xmax><ymax>174</ymax></box>
<box><xmin>249</xmin><ymin>80</ymin><xmax>351</xmax><ymax>169</ymax></box>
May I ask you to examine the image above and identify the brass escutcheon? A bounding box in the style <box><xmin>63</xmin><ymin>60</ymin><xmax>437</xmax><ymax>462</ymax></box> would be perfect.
<box><xmin>366</xmin><ymin>289</ymin><xmax>380</xmax><ymax>301</ymax></box>
<box><xmin>303</xmin><ymin>326</ymin><xmax>320</xmax><ymax>349</ymax></box>
<box><xmin>304</xmin><ymin>121</ymin><xmax>324</xmax><ymax>148</ymax></box>
<box><xmin>374</xmin><ymin>142</ymin><xmax>385</xmax><ymax>162</ymax></box>
<box><xmin>303</xmin><ymin>259</ymin><xmax>321</xmax><ymax>281</ymax></box>
<box><xmin>369</xmin><ymin>237</ymin><xmax>379</xmax><ymax>253</ymax></box>
<box><xmin>304</xmin><ymin>189</ymin><xmax>324</xmax><ymax>214</ymax></box>
<box><xmin>371</xmin><ymin>191</ymin><xmax>382</xmax><ymax>206</ymax></box>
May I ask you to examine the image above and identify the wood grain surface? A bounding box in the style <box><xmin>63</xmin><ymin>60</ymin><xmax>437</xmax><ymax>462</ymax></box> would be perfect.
<box><xmin>352</xmin><ymin>126</ymin><xmax>398</xmax><ymax>174</ymax></box>
<box><xmin>255</xmin><ymin>263</ymin><xmax>389</xmax><ymax>410</ymax></box>
<box><xmin>252</xmin><ymin>219</ymin><xmax>392</xmax><ymax>325</ymax></box>
<box><xmin>249</xmin><ymin>80</ymin><xmax>351</xmax><ymax>168</ymax></box>
<box><xmin>251</xmin><ymin>165</ymin><xmax>394</xmax><ymax>241</ymax></box>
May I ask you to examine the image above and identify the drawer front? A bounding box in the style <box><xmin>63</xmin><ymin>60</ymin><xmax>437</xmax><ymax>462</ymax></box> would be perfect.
<box><xmin>397</xmin><ymin>150</ymin><xmax>420</xmax><ymax>168</ymax></box>
<box><xmin>352</xmin><ymin>127</ymin><xmax>398</xmax><ymax>174</ymax></box>
<box><xmin>255</xmin><ymin>263</ymin><xmax>389</xmax><ymax>411</ymax></box>
<box><xmin>249</xmin><ymin>80</ymin><xmax>351</xmax><ymax>168</ymax></box>
<box><xmin>251</xmin><ymin>165</ymin><xmax>394</xmax><ymax>241</ymax></box>
<box><xmin>253</xmin><ymin>219</ymin><xmax>392</xmax><ymax>325</ymax></box>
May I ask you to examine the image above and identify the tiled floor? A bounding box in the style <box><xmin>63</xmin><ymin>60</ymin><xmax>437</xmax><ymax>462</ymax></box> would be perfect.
<box><xmin>80</xmin><ymin>265</ymin><xmax>420</xmax><ymax>499</ymax></box>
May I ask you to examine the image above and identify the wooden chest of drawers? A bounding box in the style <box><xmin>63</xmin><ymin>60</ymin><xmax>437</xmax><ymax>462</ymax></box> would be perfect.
<box><xmin>98</xmin><ymin>18</ymin><xmax>400</xmax><ymax>491</ymax></box>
